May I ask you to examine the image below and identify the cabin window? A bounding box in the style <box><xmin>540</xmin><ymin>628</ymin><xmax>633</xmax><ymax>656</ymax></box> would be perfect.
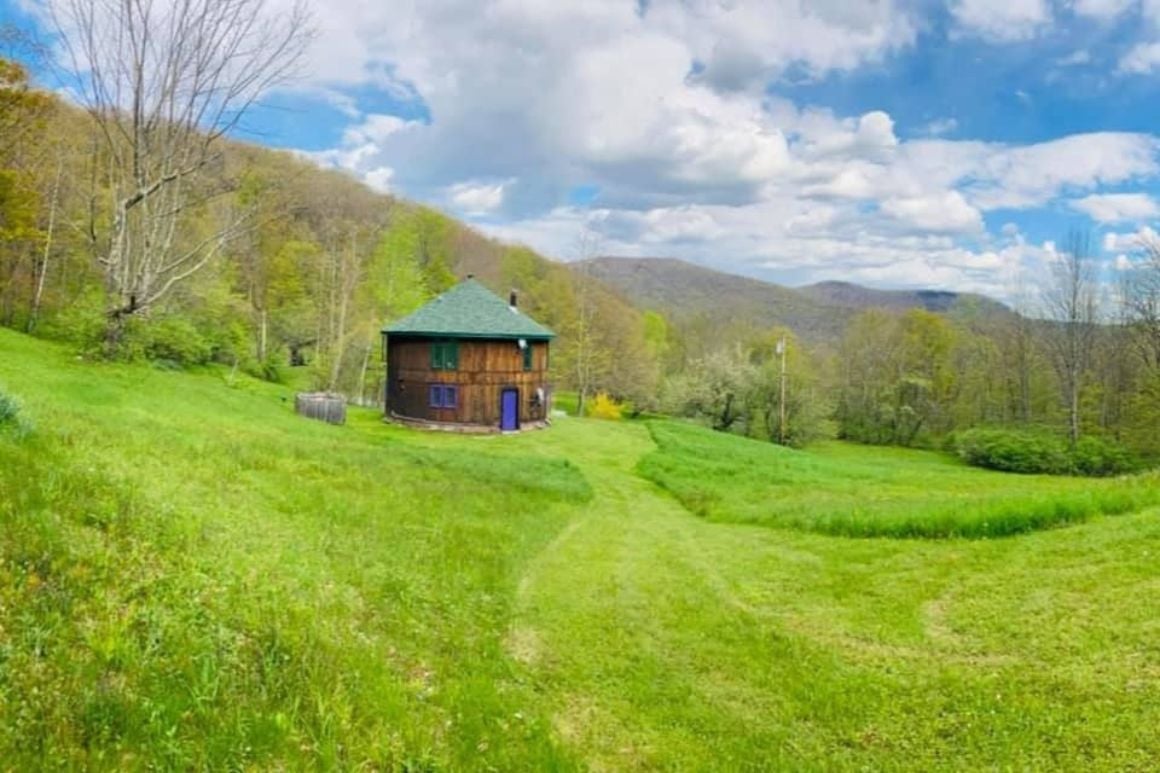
<box><xmin>428</xmin><ymin>384</ymin><xmax>458</xmax><ymax>409</ymax></box>
<box><xmin>522</xmin><ymin>343</ymin><xmax>533</xmax><ymax>371</ymax></box>
<box><xmin>430</xmin><ymin>340</ymin><xmax>459</xmax><ymax>370</ymax></box>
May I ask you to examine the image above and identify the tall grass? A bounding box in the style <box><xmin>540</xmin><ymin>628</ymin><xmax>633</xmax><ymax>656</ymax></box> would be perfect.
<box><xmin>0</xmin><ymin>330</ymin><xmax>587</xmax><ymax>769</ymax></box>
<box><xmin>639</xmin><ymin>420</ymin><xmax>1160</xmax><ymax>538</ymax></box>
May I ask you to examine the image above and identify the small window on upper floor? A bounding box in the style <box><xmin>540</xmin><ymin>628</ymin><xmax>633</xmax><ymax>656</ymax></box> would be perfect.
<box><xmin>430</xmin><ymin>340</ymin><xmax>459</xmax><ymax>370</ymax></box>
<box><xmin>522</xmin><ymin>343</ymin><xmax>533</xmax><ymax>371</ymax></box>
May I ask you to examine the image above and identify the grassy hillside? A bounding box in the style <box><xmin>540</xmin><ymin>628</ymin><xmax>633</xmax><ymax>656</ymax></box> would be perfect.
<box><xmin>582</xmin><ymin>257</ymin><xmax>1008</xmax><ymax>344</ymax></box>
<box><xmin>2</xmin><ymin>329</ymin><xmax>1159</xmax><ymax>769</ymax></box>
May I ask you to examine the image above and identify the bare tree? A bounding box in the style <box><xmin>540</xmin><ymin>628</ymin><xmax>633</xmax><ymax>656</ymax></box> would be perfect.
<box><xmin>50</xmin><ymin>0</ymin><xmax>311</xmax><ymax>350</ymax></box>
<box><xmin>1124</xmin><ymin>238</ymin><xmax>1160</xmax><ymax>370</ymax></box>
<box><xmin>1041</xmin><ymin>230</ymin><xmax>1100</xmax><ymax>448</ymax></box>
<box><xmin>567</xmin><ymin>228</ymin><xmax>610</xmax><ymax>418</ymax></box>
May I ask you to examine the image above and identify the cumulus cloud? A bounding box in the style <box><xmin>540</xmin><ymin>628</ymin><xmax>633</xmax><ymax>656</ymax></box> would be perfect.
<box><xmin>1071</xmin><ymin>192</ymin><xmax>1160</xmax><ymax>222</ymax></box>
<box><xmin>951</xmin><ymin>0</ymin><xmax>1052</xmax><ymax>41</ymax></box>
<box><xmin>1072</xmin><ymin>0</ymin><xmax>1136</xmax><ymax>20</ymax></box>
<box><xmin>963</xmin><ymin>133</ymin><xmax>1160</xmax><ymax>209</ymax></box>
<box><xmin>1119</xmin><ymin>42</ymin><xmax>1160</xmax><ymax>74</ymax></box>
<box><xmin>364</xmin><ymin>167</ymin><xmax>395</xmax><ymax>193</ymax></box>
<box><xmin>486</xmin><ymin>195</ymin><xmax>1049</xmax><ymax>299</ymax></box>
<box><xmin>447</xmin><ymin>181</ymin><xmax>509</xmax><ymax>216</ymax></box>
<box><xmin>654</xmin><ymin>0</ymin><xmax>917</xmax><ymax>90</ymax></box>
<box><xmin>1104</xmin><ymin>226</ymin><xmax>1159</xmax><ymax>252</ymax></box>
<box><xmin>880</xmin><ymin>191</ymin><xmax>984</xmax><ymax>234</ymax></box>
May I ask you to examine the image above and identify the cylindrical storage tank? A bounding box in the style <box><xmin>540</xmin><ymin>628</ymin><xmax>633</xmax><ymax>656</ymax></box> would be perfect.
<box><xmin>295</xmin><ymin>392</ymin><xmax>347</xmax><ymax>425</ymax></box>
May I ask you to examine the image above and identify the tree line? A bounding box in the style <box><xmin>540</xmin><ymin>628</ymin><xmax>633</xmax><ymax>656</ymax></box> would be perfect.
<box><xmin>655</xmin><ymin>234</ymin><xmax>1160</xmax><ymax>467</ymax></box>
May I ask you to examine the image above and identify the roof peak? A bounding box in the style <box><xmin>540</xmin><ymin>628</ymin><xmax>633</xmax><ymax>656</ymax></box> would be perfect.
<box><xmin>383</xmin><ymin>277</ymin><xmax>555</xmax><ymax>339</ymax></box>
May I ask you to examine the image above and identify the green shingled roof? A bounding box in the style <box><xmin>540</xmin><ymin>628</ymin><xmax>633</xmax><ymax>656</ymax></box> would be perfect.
<box><xmin>383</xmin><ymin>279</ymin><xmax>555</xmax><ymax>340</ymax></box>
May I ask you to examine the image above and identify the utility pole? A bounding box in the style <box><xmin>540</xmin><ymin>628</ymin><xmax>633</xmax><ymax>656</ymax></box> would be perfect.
<box><xmin>777</xmin><ymin>336</ymin><xmax>787</xmax><ymax>445</ymax></box>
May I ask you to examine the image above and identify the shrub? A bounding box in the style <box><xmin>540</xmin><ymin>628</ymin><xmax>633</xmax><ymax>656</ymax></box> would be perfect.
<box><xmin>37</xmin><ymin>291</ymin><xmax>108</xmax><ymax>356</ymax></box>
<box><xmin>141</xmin><ymin>316</ymin><xmax>214</xmax><ymax>366</ymax></box>
<box><xmin>955</xmin><ymin>428</ymin><xmax>1071</xmax><ymax>475</ymax></box>
<box><xmin>0</xmin><ymin>390</ymin><xmax>18</xmax><ymax>426</ymax></box>
<box><xmin>0</xmin><ymin>388</ymin><xmax>33</xmax><ymax>438</ymax></box>
<box><xmin>955</xmin><ymin>428</ymin><xmax>1140</xmax><ymax>477</ymax></box>
<box><xmin>1072</xmin><ymin>436</ymin><xmax>1140</xmax><ymax>477</ymax></box>
<box><xmin>587</xmin><ymin>392</ymin><xmax>624</xmax><ymax>420</ymax></box>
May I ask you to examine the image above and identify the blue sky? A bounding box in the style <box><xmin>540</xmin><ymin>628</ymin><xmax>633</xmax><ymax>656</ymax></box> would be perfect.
<box><xmin>6</xmin><ymin>0</ymin><xmax>1160</xmax><ymax>297</ymax></box>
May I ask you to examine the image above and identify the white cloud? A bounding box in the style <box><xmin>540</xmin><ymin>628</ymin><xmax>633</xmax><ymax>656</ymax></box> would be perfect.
<box><xmin>341</xmin><ymin>114</ymin><xmax>417</xmax><ymax>145</ymax></box>
<box><xmin>1073</xmin><ymin>0</ymin><xmax>1136</xmax><ymax>20</ymax></box>
<box><xmin>651</xmin><ymin>0</ymin><xmax>917</xmax><ymax>89</ymax></box>
<box><xmin>880</xmin><ymin>191</ymin><xmax>984</xmax><ymax>234</ymax></box>
<box><xmin>963</xmin><ymin>133</ymin><xmax>1160</xmax><ymax>209</ymax></box>
<box><xmin>486</xmin><ymin>197</ymin><xmax>1046</xmax><ymax>300</ymax></box>
<box><xmin>797</xmin><ymin>110</ymin><xmax>899</xmax><ymax>161</ymax></box>
<box><xmin>1118</xmin><ymin>42</ymin><xmax>1160</xmax><ymax>74</ymax></box>
<box><xmin>364</xmin><ymin>167</ymin><xmax>395</xmax><ymax>193</ymax></box>
<box><xmin>951</xmin><ymin>0</ymin><xmax>1052</xmax><ymax>41</ymax></box>
<box><xmin>446</xmin><ymin>181</ymin><xmax>509</xmax><ymax>215</ymax></box>
<box><xmin>1103</xmin><ymin>226</ymin><xmax>1159</xmax><ymax>252</ymax></box>
<box><xmin>1056</xmin><ymin>49</ymin><xmax>1092</xmax><ymax>66</ymax></box>
<box><xmin>920</xmin><ymin>118</ymin><xmax>959</xmax><ymax>137</ymax></box>
<box><xmin>1071</xmin><ymin>192</ymin><xmax>1160</xmax><ymax>222</ymax></box>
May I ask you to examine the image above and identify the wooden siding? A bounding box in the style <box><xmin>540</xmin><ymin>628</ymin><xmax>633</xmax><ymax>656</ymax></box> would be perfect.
<box><xmin>386</xmin><ymin>337</ymin><xmax>552</xmax><ymax>428</ymax></box>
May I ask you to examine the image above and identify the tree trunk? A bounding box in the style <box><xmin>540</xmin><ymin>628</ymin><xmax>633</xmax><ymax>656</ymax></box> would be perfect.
<box><xmin>104</xmin><ymin>311</ymin><xmax>127</xmax><ymax>357</ymax></box>
<box><xmin>1068</xmin><ymin>373</ymin><xmax>1080</xmax><ymax>450</ymax></box>
<box><xmin>28</xmin><ymin>159</ymin><xmax>63</xmax><ymax>333</ymax></box>
<box><xmin>356</xmin><ymin>344</ymin><xmax>372</xmax><ymax>405</ymax></box>
<box><xmin>258</xmin><ymin>307</ymin><xmax>268</xmax><ymax>363</ymax></box>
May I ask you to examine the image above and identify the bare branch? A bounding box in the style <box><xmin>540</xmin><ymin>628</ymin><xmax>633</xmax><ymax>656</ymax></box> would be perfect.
<box><xmin>47</xmin><ymin>0</ymin><xmax>313</xmax><ymax>344</ymax></box>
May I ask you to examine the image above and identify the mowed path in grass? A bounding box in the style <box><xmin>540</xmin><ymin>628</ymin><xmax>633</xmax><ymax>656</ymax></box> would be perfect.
<box><xmin>506</xmin><ymin>421</ymin><xmax>1160</xmax><ymax>769</ymax></box>
<box><xmin>2</xmin><ymin>328</ymin><xmax>1159</xmax><ymax>769</ymax></box>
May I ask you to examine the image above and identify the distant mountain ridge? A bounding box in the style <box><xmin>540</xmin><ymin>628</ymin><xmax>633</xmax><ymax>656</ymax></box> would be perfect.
<box><xmin>580</xmin><ymin>257</ymin><xmax>1008</xmax><ymax>345</ymax></box>
<box><xmin>799</xmin><ymin>280</ymin><xmax>974</xmax><ymax>314</ymax></box>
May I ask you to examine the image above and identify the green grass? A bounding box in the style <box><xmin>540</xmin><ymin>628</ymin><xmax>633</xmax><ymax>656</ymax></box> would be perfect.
<box><xmin>2</xmin><ymin>328</ymin><xmax>1160</xmax><ymax>769</ymax></box>
<box><xmin>639</xmin><ymin>419</ymin><xmax>1160</xmax><ymax>538</ymax></box>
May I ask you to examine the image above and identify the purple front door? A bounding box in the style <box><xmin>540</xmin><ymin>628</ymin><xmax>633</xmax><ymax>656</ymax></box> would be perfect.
<box><xmin>501</xmin><ymin>389</ymin><xmax>519</xmax><ymax>431</ymax></box>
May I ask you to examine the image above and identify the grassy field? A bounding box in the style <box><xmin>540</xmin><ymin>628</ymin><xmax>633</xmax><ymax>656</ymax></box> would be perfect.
<box><xmin>639</xmin><ymin>420</ymin><xmax>1160</xmax><ymax>538</ymax></box>
<box><xmin>1</xmin><ymin>328</ymin><xmax>1159</xmax><ymax>769</ymax></box>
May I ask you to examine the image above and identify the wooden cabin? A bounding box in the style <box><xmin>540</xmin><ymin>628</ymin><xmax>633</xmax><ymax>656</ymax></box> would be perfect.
<box><xmin>382</xmin><ymin>278</ymin><xmax>555</xmax><ymax>431</ymax></box>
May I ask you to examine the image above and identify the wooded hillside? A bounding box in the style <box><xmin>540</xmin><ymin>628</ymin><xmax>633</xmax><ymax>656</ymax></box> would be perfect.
<box><xmin>0</xmin><ymin>56</ymin><xmax>657</xmax><ymax>409</ymax></box>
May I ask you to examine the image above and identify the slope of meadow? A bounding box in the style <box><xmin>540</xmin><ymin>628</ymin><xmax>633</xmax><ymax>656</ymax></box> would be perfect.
<box><xmin>638</xmin><ymin>420</ymin><xmax>1160</xmax><ymax>538</ymax></box>
<box><xmin>1</xmin><ymin>329</ymin><xmax>1159</xmax><ymax>769</ymax></box>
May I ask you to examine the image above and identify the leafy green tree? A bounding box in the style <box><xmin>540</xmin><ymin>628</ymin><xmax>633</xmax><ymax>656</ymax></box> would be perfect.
<box><xmin>836</xmin><ymin>309</ymin><xmax>958</xmax><ymax>446</ymax></box>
